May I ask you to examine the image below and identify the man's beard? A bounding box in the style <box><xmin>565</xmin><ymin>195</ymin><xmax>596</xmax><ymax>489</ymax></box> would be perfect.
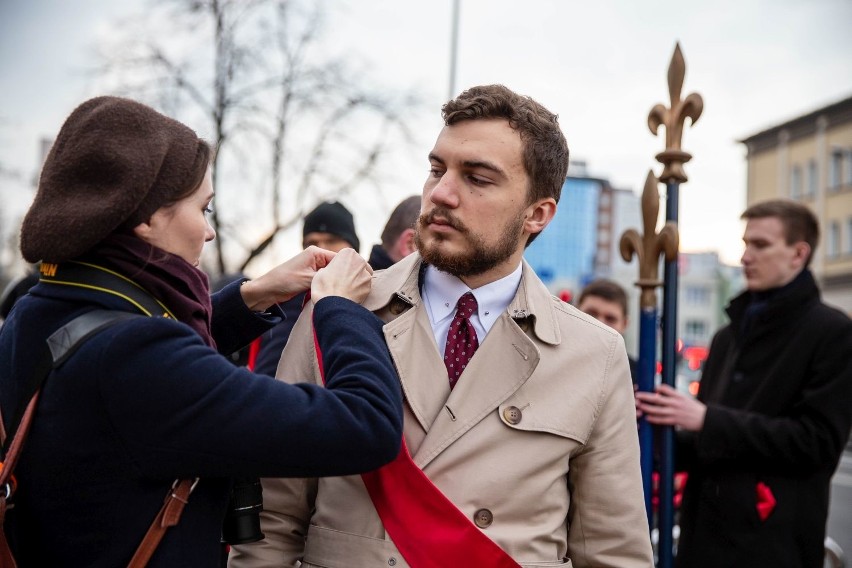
<box><xmin>414</xmin><ymin>207</ymin><xmax>525</xmax><ymax>278</ymax></box>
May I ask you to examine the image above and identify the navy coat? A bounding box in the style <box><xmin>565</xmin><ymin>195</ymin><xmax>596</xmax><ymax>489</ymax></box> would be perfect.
<box><xmin>0</xmin><ymin>279</ymin><xmax>402</xmax><ymax>567</ymax></box>
<box><xmin>675</xmin><ymin>271</ymin><xmax>852</xmax><ymax>568</ymax></box>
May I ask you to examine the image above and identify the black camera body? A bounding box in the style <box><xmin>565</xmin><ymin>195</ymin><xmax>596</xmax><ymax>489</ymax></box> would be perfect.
<box><xmin>222</xmin><ymin>477</ymin><xmax>265</xmax><ymax>544</ymax></box>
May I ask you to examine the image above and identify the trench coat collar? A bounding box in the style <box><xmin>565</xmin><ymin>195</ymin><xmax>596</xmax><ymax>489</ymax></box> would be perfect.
<box><xmin>362</xmin><ymin>252</ymin><xmax>561</xmax><ymax>346</ymax></box>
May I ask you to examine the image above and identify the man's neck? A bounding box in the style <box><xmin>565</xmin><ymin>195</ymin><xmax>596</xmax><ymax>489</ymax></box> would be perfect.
<box><xmin>749</xmin><ymin>269</ymin><xmax>809</xmax><ymax>303</ymax></box>
<box><xmin>458</xmin><ymin>251</ymin><xmax>525</xmax><ymax>290</ymax></box>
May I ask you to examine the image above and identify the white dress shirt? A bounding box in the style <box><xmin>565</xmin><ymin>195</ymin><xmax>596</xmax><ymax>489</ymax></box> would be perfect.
<box><xmin>421</xmin><ymin>263</ymin><xmax>522</xmax><ymax>356</ymax></box>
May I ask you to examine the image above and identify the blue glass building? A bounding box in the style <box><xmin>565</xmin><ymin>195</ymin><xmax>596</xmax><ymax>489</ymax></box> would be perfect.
<box><xmin>524</xmin><ymin>177</ymin><xmax>602</xmax><ymax>289</ymax></box>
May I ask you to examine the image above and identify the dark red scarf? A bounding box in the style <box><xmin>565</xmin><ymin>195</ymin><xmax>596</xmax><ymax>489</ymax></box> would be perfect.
<box><xmin>84</xmin><ymin>233</ymin><xmax>215</xmax><ymax>348</ymax></box>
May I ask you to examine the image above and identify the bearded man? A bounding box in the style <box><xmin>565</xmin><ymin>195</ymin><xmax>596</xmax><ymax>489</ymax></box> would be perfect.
<box><xmin>229</xmin><ymin>84</ymin><xmax>653</xmax><ymax>568</ymax></box>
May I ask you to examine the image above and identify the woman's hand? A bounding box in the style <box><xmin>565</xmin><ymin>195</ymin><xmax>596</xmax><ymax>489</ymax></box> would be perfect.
<box><xmin>311</xmin><ymin>248</ymin><xmax>373</xmax><ymax>304</ymax></box>
<box><xmin>634</xmin><ymin>383</ymin><xmax>707</xmax><ymax>432</ymax></box>
<box><xmin>240</xmin><ymin>246</ymin><xmax>337</xmax><ymax>312</ymax></box>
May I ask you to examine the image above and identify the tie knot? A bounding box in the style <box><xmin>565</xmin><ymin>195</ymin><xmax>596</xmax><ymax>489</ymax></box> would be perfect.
<box><xmin>455</xmin><ymin>292</ymin><xmax>477</xmax><ymax>319</ymax></box>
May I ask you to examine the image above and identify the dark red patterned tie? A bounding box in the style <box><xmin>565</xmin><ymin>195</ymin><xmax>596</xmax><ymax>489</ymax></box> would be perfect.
<box><xmin>444</xmin><ymin>292</ymin><xmax>479</xmax><ymax>389</ymax></box>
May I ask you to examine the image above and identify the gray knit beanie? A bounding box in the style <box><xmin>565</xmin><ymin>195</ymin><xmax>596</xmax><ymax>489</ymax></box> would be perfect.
<box><xmin>20</xmin><ymin>96</ymin><xmax>207</xmax><ymax>263</ymax></box>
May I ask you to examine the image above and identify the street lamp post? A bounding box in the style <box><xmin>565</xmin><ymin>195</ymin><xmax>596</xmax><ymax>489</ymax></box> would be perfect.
<box><xmin>448</xmin><ymin>0</ymin><xmax>460</xmax><ymax>100</ymax></box>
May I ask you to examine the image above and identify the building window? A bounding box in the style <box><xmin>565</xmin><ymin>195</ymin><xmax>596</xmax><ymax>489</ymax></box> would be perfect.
<box><xmin>827</xmin><ymin>221</ymin><xmax>840</xmax><ymax>258</ymax></box>
<box><xmin>829</xmin><ymin>149</ymin><xmax>843</xmax><ymax>190</ymax></box>
<box><xmin>806</xmin><ymin>159</ymin><xmax>818</xmax><ymax>197</ymax></box>
<box><xmin>846</xmin><ymin>150</ymin><xmax>852</xmax><ymax>187</ymax></box>
<box><xmin>790</xmin><ymin>165</ymin><xmax>802</xmax><ymax>199</ymax></box>
<box><xmin>685</xmin><ymin>286</ymin><xmax>710</xmax><ymax>305</ymax></box>
<box><xmin>685</xmin><ymin>320</ymin><xmax>707</xmax><ymax>340</ymax></box>
<box><xmin>847</xmin><ymin>218</ymin><xmax>852</xmax><ymax>255</ymax></box>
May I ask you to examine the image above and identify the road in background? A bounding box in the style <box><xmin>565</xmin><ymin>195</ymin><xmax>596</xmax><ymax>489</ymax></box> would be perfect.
<box><xmin>827</xmin><ymin>449</ymin><xmax>852</xmax><ymax>566</ymax></box>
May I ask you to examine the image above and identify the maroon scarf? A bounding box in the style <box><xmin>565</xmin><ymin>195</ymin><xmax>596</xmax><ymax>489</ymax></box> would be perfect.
<box><xmin>83</xmin><ymin>233</ymin><xmax>216</xmax><ymax>348</ymax></box>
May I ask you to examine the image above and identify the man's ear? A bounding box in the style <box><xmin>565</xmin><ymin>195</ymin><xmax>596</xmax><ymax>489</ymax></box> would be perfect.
<box><xmin>392</xmin><ymin>228</ymin><xmax>417</xmax><ymax>261</ymax></box>
<box><xmin>793</xmin><ymin>241</ymin><xmax>811</xmax><ymax>269</ymax></box>
<box><xmin>524</xmin><ymin>198</ymin><xmax>557</xmax><ymax>237</ymax></box>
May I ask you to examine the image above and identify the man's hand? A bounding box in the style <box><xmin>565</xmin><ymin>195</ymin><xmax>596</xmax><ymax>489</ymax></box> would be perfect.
<box><xmin>634</xmin><ymin>383</ymin><xmax>707</xmax><ymax>432</ymax></box>
<box><xmin>240</xmin><ymin>246</ymin><xmax>337</xmax><ymax>312</ymax></box>
<box><xmin>311</xmin><ymin>248</ymin><xmax>373</xmax><ymax>304</ymax></box>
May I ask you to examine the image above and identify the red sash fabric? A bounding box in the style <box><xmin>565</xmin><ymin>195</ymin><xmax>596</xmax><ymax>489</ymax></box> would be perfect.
<box><xmin>311</xmin><ymin>313</ymin><xmax>519</xmax><ymax>567</ymax></box>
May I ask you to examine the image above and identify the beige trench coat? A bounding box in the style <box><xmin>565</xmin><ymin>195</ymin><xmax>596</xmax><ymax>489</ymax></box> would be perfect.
<box><xmin>230</xmin><ymin>254</ymin><xmax>653</xmax><ymax>568</ymax></box>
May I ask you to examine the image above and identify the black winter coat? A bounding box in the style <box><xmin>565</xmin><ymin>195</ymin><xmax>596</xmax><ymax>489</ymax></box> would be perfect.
<box><xmin>675</xmin><ymin>271</ymin><xmax>852</xmax><ymax>568</ymax></box>
<box><xmin>0</xmin><ymin>279</ymin><xmax>402</xmax><ymax>567</ymax></box>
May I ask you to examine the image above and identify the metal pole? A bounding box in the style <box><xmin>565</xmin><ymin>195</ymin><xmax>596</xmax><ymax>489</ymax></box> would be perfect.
<box><xmin>619</xmin><ymin>171</ymin><xmax>678</xmax><ymax>542</ymax></box>
<box><xmin>646</xmin><ymin>42</ymin><xmax>703</xmax><ymax>567</ymax></box>
<box><xmin>448</xmin><ymin>0</ymin><xmax>460</xmax><ymax>100</ymax></box>
<box><xmin>638</xmin><ymin>306</ymin><xmax>657</xmax><ymax>527</ymax></box>
<box><xmin>658</xmin><ymin>181</ymin><xmax>680</xmax><ymax>568</ymax></box>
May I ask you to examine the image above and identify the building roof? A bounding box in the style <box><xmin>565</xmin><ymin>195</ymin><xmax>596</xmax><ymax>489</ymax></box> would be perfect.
<box><xmin>738</xmin><ymin>94</ymin><xmax>852</xmax><ymax>154</ymax></box>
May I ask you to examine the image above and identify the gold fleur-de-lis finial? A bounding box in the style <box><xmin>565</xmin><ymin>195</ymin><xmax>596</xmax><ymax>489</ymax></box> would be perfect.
<box><xmin>620</xmin><ymin>171</ymin><xmax>679</xmax><ymax>309</ymax></box>
<box><xmin>648</xmin><ymin>43</ymin><xmax>704</xmax><ymax>183</ymax></box>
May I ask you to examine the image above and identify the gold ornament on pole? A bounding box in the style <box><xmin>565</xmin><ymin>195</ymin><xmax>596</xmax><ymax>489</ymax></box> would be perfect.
<box><xmin>619</xmin><ymin>171</ymin><xmax>679</xmax><ymax>309</ymax></box>
<box><xmin>648</xmin><ymin>42</ymin><xmax>704</xmax><ymax>184</ymax></box>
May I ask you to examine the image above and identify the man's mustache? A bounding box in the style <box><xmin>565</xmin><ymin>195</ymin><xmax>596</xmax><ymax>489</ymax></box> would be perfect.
<box><xmin>419</xmin><ymin>208</ymin><xmax>467</xmax><ymax>233</ymax></box>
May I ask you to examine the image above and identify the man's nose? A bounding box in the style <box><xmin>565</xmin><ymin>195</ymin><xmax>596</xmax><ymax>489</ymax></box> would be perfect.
<box><xmin>429</xmin><ymin>172</ymin><xmax>461</xmax><ymax>208</ymax></box>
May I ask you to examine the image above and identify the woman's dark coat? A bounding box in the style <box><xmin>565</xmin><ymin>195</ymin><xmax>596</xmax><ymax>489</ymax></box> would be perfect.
<box><xmin>676</xmin><ymin>271</ymin><xmax>852</xmax><ymax>568</ymax></box>
<box><xmin>0</xmin><ymin>279</ymin><xmax>402</xmax><ymax>567</ymax></box>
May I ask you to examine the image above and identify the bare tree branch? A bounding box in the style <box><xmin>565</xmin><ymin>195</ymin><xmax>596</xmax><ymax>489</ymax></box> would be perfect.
<box><xmin>95</xmin><ymin>0</ymin><xmax>423</xmax><ymax>275</ymax></box>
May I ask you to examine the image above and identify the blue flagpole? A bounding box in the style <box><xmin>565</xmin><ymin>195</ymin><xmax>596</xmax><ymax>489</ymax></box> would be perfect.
<box><xmin>658</xmin><ymin>180</ymin><xmax>680</xmax><ymax>568</ymax></box>
<box><xmin>637</xmin><ymin>306</ymin><xmax>657</xmax><ymax>527</ymax></box>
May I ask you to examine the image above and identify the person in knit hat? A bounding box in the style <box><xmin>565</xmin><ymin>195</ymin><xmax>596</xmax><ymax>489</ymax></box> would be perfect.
<box><xmin>0</xmin><ymin>96</ymin><xmax>402</xmax><ymax>566</ymax></box>
<box><xmin>301</xmin><ymin>201</ymin><xmax>361</xmax><ymax>252</ymax></box>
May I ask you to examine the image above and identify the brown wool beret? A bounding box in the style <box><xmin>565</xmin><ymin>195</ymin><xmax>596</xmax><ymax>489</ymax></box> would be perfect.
<box><xmin>20</xmin><ymin>96</ymin><xmax>206</xmax><ymax>263</ymax></box>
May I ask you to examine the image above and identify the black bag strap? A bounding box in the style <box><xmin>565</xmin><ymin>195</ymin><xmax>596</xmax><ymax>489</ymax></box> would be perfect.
<box><xmin>1</xmin><ymin>269</ymin><xmax>197</xmax><ymax>567</ymax></box>
<box><xmin>2</xmin><ymin>310</ymin><xmax>141</xmax><ymax>454</ymax></box>
<box><xmin>38</xmin><ymin>261</ymin><xmax>173</xmax><ymax>318</ymax></box>
<box><xmin>3</xmin><ymin>261</ymin><xmax>172</xmax><ymax>447</ymax></box>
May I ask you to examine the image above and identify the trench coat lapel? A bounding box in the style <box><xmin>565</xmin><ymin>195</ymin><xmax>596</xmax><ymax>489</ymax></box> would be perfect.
<box><xmin>408</xmin><ymin>312</ymin><xmax>540</xmax><ymax>469</ymax></box>
<box><xmin>382</xmin><ymin>304</ymin><xmax>450</xmax><ymax>435</ymax></box>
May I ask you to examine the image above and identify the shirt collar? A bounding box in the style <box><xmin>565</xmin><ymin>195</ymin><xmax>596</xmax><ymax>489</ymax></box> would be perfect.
<box><xmin>423</xmin><ymin>263</ymin><xmax>523</xmax><ymax>328</ymax></box>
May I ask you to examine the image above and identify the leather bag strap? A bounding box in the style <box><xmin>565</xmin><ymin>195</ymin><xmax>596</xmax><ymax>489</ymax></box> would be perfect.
<box><xmin>0</xmin><ymin>306</ymin><xmax>195</xmax><ymax>568</ymax></box>
<box><xmin>310</xmin><ymin>314</ymin><xmax>519</xmax><ymax>568</ymax></box>
<box><xmin>127</xmin><ymin>478</ymin><xmax>197</xmax><ymax>568</ymax></box>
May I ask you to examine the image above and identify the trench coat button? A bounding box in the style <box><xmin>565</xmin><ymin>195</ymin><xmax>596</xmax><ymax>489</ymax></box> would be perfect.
<box><xmin>388</xmin><ymin>557</ymin><xmax>397</xmax><ymax>566</ymax></box>
<box><xmin>473</xmin><ymin>508</ymin><xmax>494</xmax><ymax>528</ymax></box>
<box><xmin>503</xmin><ymin>406</ymin><xmax>522</xmax><ymax>425</ymax></box>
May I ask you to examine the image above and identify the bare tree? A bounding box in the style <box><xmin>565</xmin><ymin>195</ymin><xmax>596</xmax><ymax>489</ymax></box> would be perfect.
<box><xmin>95</xmin><ymin>0</ymin><xmax>420</xmax><ymax>275</ymax></box>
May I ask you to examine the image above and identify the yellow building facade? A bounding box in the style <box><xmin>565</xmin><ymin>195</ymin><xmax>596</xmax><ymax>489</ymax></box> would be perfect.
<box><xmin>741</xmin><ymin>95</ymin><xmax>852</xmax><ymax>315</ymax></box>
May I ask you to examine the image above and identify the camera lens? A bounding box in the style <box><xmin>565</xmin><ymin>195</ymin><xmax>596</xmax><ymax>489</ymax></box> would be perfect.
<box><xmin>222</xmin><ymin>477</ymin><xmax>265</xmax><ymax>545</ymax></box>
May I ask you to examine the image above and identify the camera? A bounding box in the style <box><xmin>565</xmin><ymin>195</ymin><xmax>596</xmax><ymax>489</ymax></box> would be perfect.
<box><xmin>222</xmin><ymin>477</ymin><xmax>265</xmax><ymax>544</ymax></box>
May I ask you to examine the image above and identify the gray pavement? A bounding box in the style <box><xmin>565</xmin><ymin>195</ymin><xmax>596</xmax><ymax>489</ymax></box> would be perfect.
<box><xmin>827</xmin><ymin>450</ymin><xmax>852</xmax><ymax>567</ymax></box>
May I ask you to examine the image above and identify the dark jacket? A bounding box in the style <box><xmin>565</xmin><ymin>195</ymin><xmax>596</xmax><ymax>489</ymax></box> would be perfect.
<box><xmin>675</xmin><ymin>270</ymin><xmax>852</xmax><ymax>568</ymax></box>
<box><xmin>0</xmin><ymin>279</ymin><xmax>402</xmax><ymax>567</ymax></box>
<box><xmin>251</xmin><ymin>293</ymin><xmax>305</xmax><ymax>377</ymax></box>
<box><xmin>367</xmin><ymin>244</ymin><xmax>394</xmax><ymax>271</ymax></box>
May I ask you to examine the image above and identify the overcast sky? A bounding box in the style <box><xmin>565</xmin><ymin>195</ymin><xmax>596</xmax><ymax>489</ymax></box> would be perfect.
<box><xmin>2</xmin><ymin>0</ymin><xmax>851</xmax><ymax>272</ymax></box>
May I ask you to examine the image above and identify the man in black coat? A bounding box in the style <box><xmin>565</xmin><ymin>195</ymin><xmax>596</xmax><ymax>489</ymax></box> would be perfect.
<box><xmin>636</xmin><ymin>198</ymin><xmax>852</xmax><ymax>568</ymax></box>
